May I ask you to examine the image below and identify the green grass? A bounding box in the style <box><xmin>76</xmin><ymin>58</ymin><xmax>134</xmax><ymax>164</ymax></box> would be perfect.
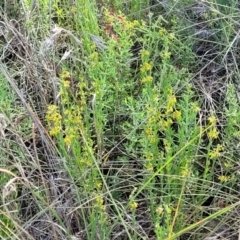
<box><xmin>1</xmin><ymin>0</ymin><xmax>240</xmax><ymax>239</ymax></box>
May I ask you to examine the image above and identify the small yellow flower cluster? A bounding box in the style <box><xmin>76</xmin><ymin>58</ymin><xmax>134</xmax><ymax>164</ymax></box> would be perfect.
<box><xmin>172</xmin><ymin>110</ymin><xmax>181</xmax><ymax>120</ymax></box>
<box><xmin>58</xmin><ymin>71</ymin><xmax>95</xmax><ymax>172</ymax></box>
<box><xmin>157</xmin><ymin>90</ymin><xmax>180</xmax><ymax>132</ymax></box>
<box><xmin>218</xmin><ymin>175</ymin><xmax>231</xmax><ymax>182</ymax></box>
<box><xmin>124</xmin><ymin>19</ymin><xmax>140</xmax><ymax>32</ymax></box>
<box><xmin>145</xmin><ymin>163</ymin><xmax>154</xmax><ymax>172</ymax></box>
<box><xmin>160</xmin><ymin>50</ymin><xmax>171</xmax><ymax>59</ymax></box>
<box><xmin>144</xmin><ymin>109</ymin><xmax>160</xmax><ymax>145</ymax></box>
<box><xmin>140</xmin><ymin>62</ymin><xmax>153</xmax><ymax>73</ymax></box>
<box><xmin>96</xmin><ymin>182</ymin><xmax>102</xmax><ymax>189</ymax></box>
<box><xmin>140</xmin><ymin>48</ymin><xmax>153</xmax><ymax>85</ymax></box>
<box><xmin>146</xmin><ymin>102</ymin><xmax>160</xmax><ymax>114</ymax></box>
<box><xmin>181</xmin><ymin>168</ymin><xmax>191</xmax><ymax>177</ymax></box>
<box><xmin>130</xmin><ymin>202</ymin><xmax>138</xmax><ymax>211</ymax></box>
<box><xmin>62</xmin><ymin>80</ymin><xmax>70</xmax><ymax>88</ymax></box>
<box><xmin>158</xmin><ymin>27</ymin><xmax>176</xmax><ymax>63</ymax></box>
<box><xmin>158</xmin><ymin>118</ymin><xmax>173</xmax><ymax>131</ymax></box>
<box><xmin>163</xmin><ymin>139</ymin><xmax>171</xmax><ymax>153</ymax></box>
<box><xmin>224</xmin><ymin>161</ymin><xmax>231</xmax><ymax>169</ymax></box>
<box><xmin>89</xmin><ymin>52</ymin><xmax>100</xmax><ymax>69</ymax></box>
<box><xmin>141</xmin><ymin>75</ymin><xmax>153</xmax><ymax>84</ymax></box>
<box><xmin>159</xmin><ymin>28</ymin><xmax>175</xmax><ymax>40</ymax></box>
<box><xmin>46</xmin><ymin>105</ymin><xmax>62</xmax><ymax>136</ymax></box>
<box><xmin>104</xmin><ymin>9</ymin><xmax>115</xmax><ymax>23</ymax></box>
<box><xmin>146</xmin><ymin>152</ymin><xmax>154</xmax><ymax>161</ymax></box>
<box><xmin>49</xmin><ymin>126</ymin><xmax>61</xmax><ymax>136</ymax></box>
<box><xmin>207</xmin><ymin>115</ymin><xmax>219</xmax><ymax>139</ymax></box>
<box><xmin>59</xmin><ymin>71</ymin><xmax>72</xmax><ymax>103</ymax></box>
<box><xmin>104</xmin><ymin>9</ymin><xmax>139</xmax><ymax>39</ymax></box>
<box><xmin>209</xmin><ymin>144</ymin><xmax>224</xmax><ymax>159</ymax></box>
<box><xmin>208</xmin><ymin>115</ymin><xmax>217</xmax><ymax>125</ymax></box>
<box><xmin>56</xmin><ymin>8</ymin><xmax>64</xmax><ymax>19</ymax></box>
<box><xmin>76</xmin><ymin>139</ymin><xmax>94</xmax><ymax>167</ymax></box>
<box><xmin>166</xmin><ymin>94</ymin><xmax>177</xmax><ymax>113</ymax></box>
<box><xmin>89</xmin><ymin>52</ymin><xmax>99</xmax><ymax>61</ymax></box>
<box><xmin>144</xmin><ymin>130</ymin><xmax>158</xmax><ymax>144</ymax></box>
<box><xmin>59</xmin><ymin>70</ymin><xmax>71</xmax><ymax>79</ymax></box>
<box><xmin>159</xmin><ymin>28</ymin><xmax>167</xmax><ymax>37</ymax></box>
<box><xmin>95</xmin><ymin>194</ymin><xmax>106</xmax><ymax>211</ymax></box>
<box><xmin>156</xmin><ymin>204</ymin><xmax>172</xmax><ymax>220</ymax></box>
<box><xmin>191</xmin><ymin>102</ymin><xmax>201</xmax><ymax>112</ymax></box>
<box><xmin>63</xmin><ymin>134</ymin><xmax>74</xmax><ymax>146</ymax></box>
<box><xmin>129</xmin><ymin>187</ymin><xmax>138</xmax><ymax>211</ymax></box>
<box><xmin>145</xmin><ymin>152</ymin><xmax>154</xmax><ymax>172</ymax></box>
<box><xmin>207</xmin><ymin>127</ymin><xmax>219</xmax><ymax>139</ymax></box>
<box><xmin>143</xmin><ymin>99</ymin><xmax>161</xmax><ymax>171</ymax></box>
<box><xmin>62</xmin><ymin>105</ymin><xmax>85</xmax><ymax>147</ymax></box>
<box><xmin>140</xmin><ymin>49</ymin><xmax>150</xmax><ymax>58</ymax></box>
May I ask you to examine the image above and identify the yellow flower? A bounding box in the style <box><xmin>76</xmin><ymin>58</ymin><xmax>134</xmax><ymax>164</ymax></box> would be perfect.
<box><xmin>85</xmin><ymin>159</ymin><xmax>93</xmax><ymax>167</ymax></box>
<box><xmin>140</xmin><ymin>49</ymin><xmax>150</xmax><ymax>57</ymax></box>
<box><xmin>166</xmin><ymin>96</ymin><xmax>176</xmax><ymax>113</ymax></box>
<box><xmin>209</xmin><ymin>144</ymin><xmax>224</xmax><ymax>159</ymax></box>
<box><xmin>141</xmin><ymin>77</ymin><xmax>146</xmax><ymax>83</ymax></box>
<box><xmin>218</xmin><ymin>175</ymin><xmax>230</xmax><ymax>182</ymax></box>
<box><xmin>140</xmin><ymin>62</ymin><xmax>153</xmax><ymax>73</ymax></box>
<box><xmin>46</xmin><ymin>112</ymin><xmax>62</xmax><ymax>125</ymax></box>
<box><xmin>95</xmin><ymin>194</ymin><xmax>103</xmax><ymax>205</ymax></box>
<box><xmin>209</xmin><ymin>151</ymin><xmax>220</xmax><ymax>159</ymax></box>
<box><xmin>100</xmin><ymin>205</ymin><xmax>106</xmax><ymax>211</ymax></box>
<box><xmin>159</xmin><ymin>28</ymin><xmax>167</xmax><ymax>37</ymax></box>
<box><xmin>95</xmin><ymin>194</ymin><xmax>106</xmax><ymax>211</ymax></box>
<box><xmin>130</xmin><ymin>201</ymin><xmax>138</xmax><ymax>211</ymax></box>
<box><xmin>64</xmin><ymin>134</ymin><xmax>74</xmax><ymax>146</ymax></box>
<box><xmin>56</xmin><ymin>8</ymin><xmax>64</xmax><ymax>18</ymax></box>
<box><xmin>49</xmin><ymin>126</ymin><xmax>61</xmax><ymax>136</ymax></box>
<box><xmin>132</xmin><ymin>20</ymin><xmax>140</xmax><ymax>27</ymax></box>
<box><xmin>207</xmin><ymin>127</ymin><xmax>219</xmax><ymax>139</ymax></box>
<box><xmin>159</xmin><ymin>118</ymin><xmax>173</xmax><ymax>131</ymax></box>
<box><xmin>142</xmin><ymin>76</ymin><xmax>153</xmax><ymax>84</ymax></box>
<box><xmin>181</xmin><ymin>168</ymin><xmax>190</xmax><ymax>176</ymax></box>
<box><xmin>53</xmin><ymin>113</ymin><xmax>62</xmax><ymax>122</ymax></box>
<box><xmin>125</xmin><ymin>21</ymin><xmax>135</xmax><ymax>30</ymax></box>
<box><xmin>224</xmin><ymin>161</ymin><xmax>231</xmax><ymax>168</ymax></box>
<box><xmin>96</xmin><ymin>182</ymin><xmax>102</xmax><ymax>189</ymax></box>
<box><xmin>168</xmin><ymin>95</ymin><xmax>177</xmax><ymax>105</ymax></box>
<box><xmin>172</xmin><ymin>110</ymin><xmax>181</xmax><ymax>120</ymax></box>
<box><xmin>163</xmin><ymin>139</ymin><xmax>171</xmax><ymax>152</ymax></box>
<box><xmin>62</xmin><ymin>80</ymin><xmax>70</xmax><ymax>88</ymax></box>
<box><xmin>208</xmin><ymin>116</ymin><xmax>217</xmax><ymax>125</ymax></box>
<box><xmin>89</xmin><ymin>52</ymin><xmax>98</xmax><ymax>60</ymax></box>
<box><xmin>60</xmin><ymin>70</ymin><xmax>71</xmax><ymax>80</ymax></box>
<box><xmin>47</xmin><ymin>104</ymin><xmax>58</xmax><ymax>112</ymax></box>
<box><xmin>146</xmin><ymin>76</ymin><xmax>153</xmax><ymax>83</ymax></box>
<box><xmin>161</xmin><ymin>50</ymin><xmax>171</xmax><ymax>59</ymax></box>
<box><xmin>191</xmin><ymin>103</ymin><xmax>200</xmax><ymax>112</ymax></box>
<box><xmin>146</xmin><ymin>163</ymin><xmax>153</xmax><ymax>172</ymax></box>
<box><xmin>146</xmin><ymin>153</ymin><xmax>154</xmax><ymax>161</ymax></box>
